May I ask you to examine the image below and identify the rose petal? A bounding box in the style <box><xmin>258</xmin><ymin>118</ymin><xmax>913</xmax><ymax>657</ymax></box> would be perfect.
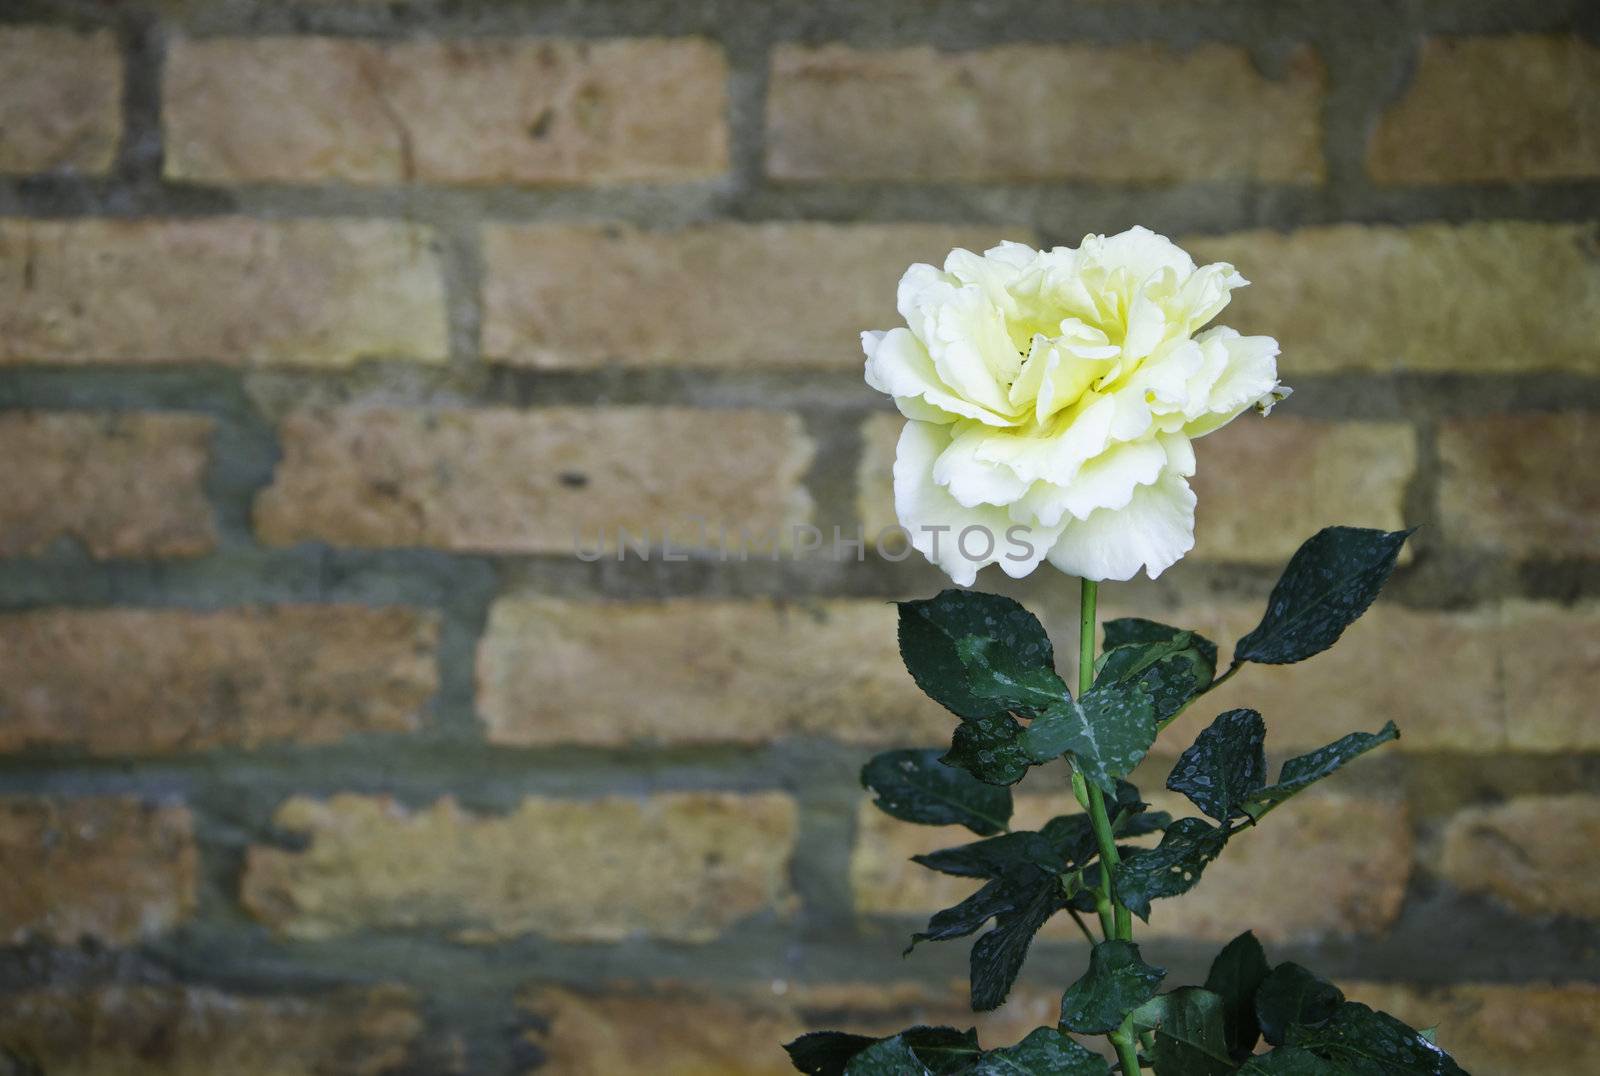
<box><xmin>1045</xmin><ymin>470</ymin><xmax>1197</xmax><ymax>581</ymax></box>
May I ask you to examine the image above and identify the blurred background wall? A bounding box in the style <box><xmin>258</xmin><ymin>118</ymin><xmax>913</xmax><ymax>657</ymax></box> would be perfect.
<box><xmin>0</xmin><ymin>1</ymin><xmax>1597</xmax><ymax>1073</ymax></box>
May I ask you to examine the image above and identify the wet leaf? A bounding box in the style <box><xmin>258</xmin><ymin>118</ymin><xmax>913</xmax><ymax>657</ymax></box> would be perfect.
<box><xmin>1113</xmin><ymin>817</ymin><xmax>1230</xmax><ymax>921</ymax></box>
<box><xmin>971</xmin><ymin>879</ymin><xmax>1063</xmax><ymax>1011</ymax></box>
<box><xmin>1167</xmin><ymin>709</ymin><xmax>1268</xmax><ymax>822</ymax></box>
<box><xmin>1130</xmin><ymin>987</ymin><xmax>1234</xmax><ymax>1076</ymax></box>
<box><xmin>1058</xmin><ymin>940</ymin><xmax>1167</xmax><ymax>1034</ymax></box>
<box><xmin>862</xmin><ymin>749</ymin><xmax>1013</xmax><ymax>835</ymax></box>
<box><xmin>1240</xmin><ymin>724</ymin><xmax>1399</xmax><ymax>822</ymax></box>
<box><xmin>898</xmin><ymin>591</ymin><xmax>1063</xmax><ymax>719</ymax></box>
<box><xmin>943</xmin><ymin>712</ymin><xmax>1033</xmax><ymax>787</ymax></box>
<box><xmin>1255</xmin><ymin>963</ymin><xmax>1344</xmax><ymax>1047</ymax></box>
<box><xmin>1204</xmin><ymin>930</ymin><xmax>1271</xmax><ymax>1059</ymax></box>
<box><xmin>1242</xmin><ymin>1002</ymin><xmax>1468</xmax><ymax>1075</ymax></box>
<box><xmin>1021</xmin><ymin>686</ymin><xmax>1157</xmax><ymax>794</ymax></box>
<box><xmin>1235</xmin><ymin>527</ymin><xmax>1413</xmax><ymax>666</ymax></box>
<box><xmin>972</xmin><ymin>1028</ymin><xmax>1110</xmax><ymax>1075</ymax></box>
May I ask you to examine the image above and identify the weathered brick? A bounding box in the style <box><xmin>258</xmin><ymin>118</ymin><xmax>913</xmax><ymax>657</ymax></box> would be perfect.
<box><xmin>0</xmin><ymin>984</ymin><xmax>423</xmax><ymax>1076</ymax></box>
<box><xmin>1344</xmin><ymin>982</ymin><xmax>1600</xmax><ymax>1076</ymax></box>
<box><xmin>481</xmin><ymin>222</ymin><xmax>1013</xmax><ymax>369</ymax></box>
<box><xmin>1438</xmin><ymin>412</ymin><xmax>1597</xmax><ymax>557</ymax></box>
<box><xmin>479</xmin><ymin>597</ymin><xmax>947</xmax><ymax>747</ymax></box>
<box><xmin>242</xmin><ymin>792</ymin><xmax>798</xmax><ymax>942</ymax></box>
<box><xmin>518</xmin><ymin>983</ymin><xmax>805</xmax><ymax>1076</ymax></box>
<box><xmin>0</xmin><ymin>412</ymin><xmax>216</xmax><ymax>559</ymax></box>
<box><xmin>254</xmin><ymin>407</ymin><xmax>815</xmax><ymax>553</ymax></box>
<box><xmin>1187</xmin><ymin>223</ymin><xmax>1600</xmax><ymax>374</ymax></box>
<box><xmin>0</xmin><ymin>797</ymin><xmax>196</xmax><ymax>944</ymax></box>
<box><xmin>851</xmin><ymin>789</ymin><xmax>1410</xmax><ymax>942</ymax></box>
<box><xmin>767</xmin><ymin>44</ymin><xmax>1324</xmax><ymax>183</ymax></box>
<box><xmin>857</xmin><ymin>412</ymin><xmax>904</xmax><ymax>543</ymax></box>
<box><xmin>516</xmin><ymin>981</ymin><xmax>1069</xmax><ymax>1075</ymax></box>
<box><xmin>1439</xmin><ymin>794</ymin><xmax>1600</xmax><ymax>919</ymax></box>
<box><xmin>1369</xmin><ymin>35</ymin><xmax>1600</xmax><ymax>184</ymax></box>
<box><xmin>0</xmin><ymin>28</ymin><xmax>122</xmax><ymax>176</ymax></box>
<box><xmin>0</xmin><ymin>218</ymin><xmax>448</xmax><ymax>366</ymax></box>
<box><xmin>1191</xmin><ymin>418</ymin><xmax>1415</xmax><ymax>563</ymax></box>
<box><xmin>1139</xmin><ymin>791</ymin><xmax>1411</xmax><ymax>941</ymax></box>
<box><xmin>1149</xmin><ymin>601</ymin><xmax>1504</xmax><ymax>754</ymax></box>
<box><xmin>1497</xmin><ymin>601</ymin><xmax>1600</xmax><ymax>752</ymax></box>
<box><xmin>0</xmin><ymin>607</ymin><xmax>437</xmax><ymax>754</ymax></box>
<box><xmin>164</xmin><ymin>37</ymin><xmax>727</xmax><ymax>185</ymax></box>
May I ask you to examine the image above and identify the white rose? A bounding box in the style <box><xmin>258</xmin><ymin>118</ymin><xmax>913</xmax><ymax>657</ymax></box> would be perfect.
<box><xmin>864</xmin><ymin>227</ymin><xmax>1288</xmax><ymax>586</ymax></box>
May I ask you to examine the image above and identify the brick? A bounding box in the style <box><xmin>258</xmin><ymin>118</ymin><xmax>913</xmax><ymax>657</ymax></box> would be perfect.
<box><xmin>1190</xmin><ymin>417</ymin><xmax>1415</xmax><ymax>563</ymax></box>
<box><xmin>518</xmin><ymin>983</ymin><xmax>806</xmax><ymax>1076</ymax></box>
<box><xmin>479</xmin><ymin>597</ymin><xmax>948</xmax><ymax>747</ymax></box>
<box><xmin>1138</xmin><ymin>791</ymin><xmax>1410</xmax><ymax>941</ymax></box>
<box><xmin>1343</xmin><ymin>982</ymin><xmax>1600</xmax><ymax>1076</ymax></box>
<box><xmin>1439</xmin><ymin>793</ymin><xmax>1600</xmax><ymax>919</ymax></box>
<box><xmin>857</xmin><ymin>412</ymin><xmax>904</xmax><ymax>543</ymax></box>
<box><xmin>0</xmin><ymin>984</ymin><xmax>422</xmax><ymax>1076</ymax></box>
<box><xmin>1187</xmin><ymin>223</ymin><xmax>1600</xmax><ymax>374</ymax></box>
<box><xmin>0</xmin><ymin>28</ymin><xmax>122</xmax><ymax>176</ymax></box>
<box><xmin>164</xmin><ymin>37</ymin><xmax>727</xmax><ymax>186</ymax></box>
<box><xmin>850</xmin><ymin>790</ymin><xmax>1409</xmax><ymax>942</ymax></box>
<box><xmin>0</xmin><ymin>412</ymin><xmax>215</xmax><ymax>559</ymax></box>
<box><xmin>1498</xmin><ymin>601</ymin><xmax>1600</xmax><ymax>752</ymax></box>
<box><xmin>1438</xmin><ymin>412</ymin><xmax>1597</xmax><ymax>557</ymax></box>
<box><xmin>254</xmin><ymin>406</ymin><xmax>814</xmax><ymax>553</ymax></box>
<box><xmin>1369</xmin><ymin>35</ymin><xmax>1600</xmax><ymax>184</ymax></box>
<box><xmin>481</xmin><ymin>222</ymin><xmax>1013</xmax><ymax>369</ymax></box>
<box><xmin>516</xmin><ymin>981</ymin><xmax>1069</xmax><ymax>1075</ymax></box>
<box><xmin>0</xmin><ymin>796</ymin><xmax>195</xmax><ymax>944</ymax></box>
<box><xmin>0</xmin><ymin>607</ymin><xmax>437</xmax><ymax>754</ymax></box>
<box><xmin>767</xmin><ymin>44</ymin><xmax>1324</xmax><ymax>183</ymax></box>
<box><xmin>1150</xmin><ymin>601</ymin><xmax>1504</xmax><ymax>754</ymax></box>
<box><xmin>0</xmin><ymin>218</ymin><xmax>447</xmax><ymax>366</ymax></box>
<box><xmin>242</xmin><ymin>792</ymin><xmax>798</xmax><ymax>942</ymax></box>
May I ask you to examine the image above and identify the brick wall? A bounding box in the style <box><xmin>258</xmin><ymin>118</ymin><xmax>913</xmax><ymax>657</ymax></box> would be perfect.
<box><xmin>0</xmin><ymin>1</ymin><xmax>1596</xmax><ymax>1073</ymax></box>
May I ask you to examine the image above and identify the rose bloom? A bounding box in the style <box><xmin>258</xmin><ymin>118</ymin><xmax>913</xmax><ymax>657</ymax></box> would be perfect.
<box><xmin>864</xmin><ymin>227</ymin><xmax>1288</xmax><ymax>585</ymax></box>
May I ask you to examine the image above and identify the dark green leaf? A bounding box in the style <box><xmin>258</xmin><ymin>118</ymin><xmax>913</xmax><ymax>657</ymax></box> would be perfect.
<box><xmin>913</xmin><ymin>831</ymin><xmax>1068</xmax><ymax>881</ymax></box>
<box><xmin>1096</xmin><ymin>627</ymin><xmax>1217</xmax><ymax>726</ymax></box>
<box><xmin>842</xmin><ymin>1036</ymin><xmax>932</xmax><ymax>1075</ymax></box>
<box><xmin>1130</xmin><ymin>987</ymin><xmax>1234</xmax><ymax>1076</ymax></box>
<box><xmin>908</xmin><ymin>879</ymin><xmax>1015</xmax><ymax>951</ymax></box>
<box><xmin>1236</xmin><ymin>1047</ymin><xmax>1338</xmax><ymax>1074</ymax></box>
<box><xmin>1021</xmin><ymin>687</ymin><xmax>1157</xmax><ymax>794</ymax></box>
<box><xmin>1167</xmin><ymin>709</ymin><xmax>1268</xmax><ymax>822</ymax></box>
<box><xmin>943</xmin><ymin>712</ymin><xmax>1033</xmax><ymax>787</ymax></box>
<box><xmin>784</xmin><ymin>1031</ymin><xmax>880</xmax><ymax>1075</ymax></box>
<box><xmin>901</xmin><ymin>1027</ymin><xmax>985</xmax><ymax>1074</ymax></box>
<box><xmin>1113</xmin><ymin>817</ymin><xmax>1230</xmax><ymax>921</ymax></box>
<box><xmin>862</xmin><ymin>749</ymin><xmax>1013</xmax><ymax>835</ymax></box>
<box><xmin>898</xmin><ymin>591</ymin><xmax>1062</xmax><ymax>719</ymax></box>
<box><xmin>1240</xmin><ymin>724</ymin><xmax>1399</xmax><ymax>822</ymax></box>
<box><xmin>1265</xmin><ymin>1002</ymin><xmax>1467</xmax><ymax>1075</ymax></box>
<box><xmin>971</xmin><ymin>878</ymin><xmax>1063</xmax><ymax>1011</ymax></box>
<box><xmin>1255</xmin><ymin>963</ymin><xmax>1344</xmax><ymax>1047</ymax></box>
<box><xmin>1204</xmin><ymin>931</ymin><xmax>1271</xmax><ymax>1060</ymax></box>
<box><xmin>1104</xmin><ymin>618</ymin><xmax>1220</xmax><ymax>669</ymax></box>
<box><xmin>972</xmin><ymin>1028</ymin><xmax>1110</xmax><ymax>1075</ymax></box>
<box><xmin>1058</xmin><ymin>940</ymin><xmax>1167</xmax><ymax>1034</ymax></box>
<box><xmin>831</xmin><ymin>1027</ymin><xmax>987</xmax><ymax>1076</ymax></box>
<box><xmin>1235</xmin><ymin>527</ymin><xmax>1413</xmax><ymax>666</ymax></box>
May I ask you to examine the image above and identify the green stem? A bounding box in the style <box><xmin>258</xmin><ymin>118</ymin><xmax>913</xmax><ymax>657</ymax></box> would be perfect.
<box><xmin>1109</xmin><ymin>1028</ymin><xmax>1144</xmax><ymax>1076</ymax></box>
<box><xmin>1078</xmin><ymin>578</ymin><xmax>1143</xmax><ymax>1074</ymax></box>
